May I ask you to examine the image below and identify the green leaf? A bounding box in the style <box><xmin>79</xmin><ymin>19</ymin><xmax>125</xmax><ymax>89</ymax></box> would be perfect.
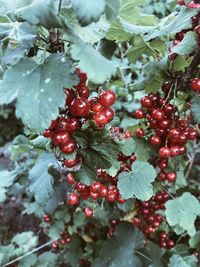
<box><xmin>7</xmin><ymin>0</ymin><xmax>64</xmax><ymax>29</ymax></box>
<box><xmin>0</xmin><ymin>54</ymin><xmax>78</xmax><ymax>131</ymax></box>
<box><xmin>38</xmin><ymin>252</ymin><xmax>58</xmax><ymax>267</ymax></box>
<box><xmin>1</xmin><ymin>22</ymin><xmax>37</xmax><ymax>65</ymax></box>
<box><xmin>118</xmin><ymin>161</ymin><xmax>156</xmax><ymax>200</ymax></box>
<box><xmin>127</xmin><ymin>36</ymin><xmax>155</xmax><ymax>64</ymax></box>
<box><xmin>71</xmin><ymin>0</ymin><xmax>105</xmax><ymax>26</ymax></box>
<box><xmin>168</xmin><ymin>255</ymin><xmax>197</xmax><ymax>267</ymax></box>
<box><xmin>105</xmin><ymin>0</ymin><xmax>120</xmax><ymax>21</ymax></box>
<box><xmin>30</xmin><ymin>135</ymin><xmax>49</xmax><ymax>149</ymax></box>
<box><xmin>98</xmin><ymin>39</ymin><xmax>117</xmax><ymax>60</ymax></box>
<box><xmin>74</xmin><ymin>159</ymin><xmax>97</xmax><ymax>185</ymax></box>
<box><xmin>191</xmin><ymin>96</ymin><xmax>200</xmax><ymax>123</ymax></box>
<box><xmin>121</xmin><ymin>138</ymin><xmax>136</xmax><ymax>156</ymax></box>
<box><xmin>165</xmin><ymin>192</ymin><xmax>200</xmax><ymax>236</ymax></box>
<box><xmin>12</xmin><ymin>232</ymin><xmax>38</xmax><ymax>256</ymax></box>
<box><xmin>0</xmin><ymin>169</ymin><xmax>18</xmax><ymax>202</ymax></box>
<box><xmin>107</xmin><ymin>159</ymin><xmax>121</xmax><ymax>177</ymax></box>
<box><xmin>28</xmin><ymin>152</ymin><xmax>57</xmax><ymax>207</ymax></box>
<box><xmin>189</xmin><ymin>231</ymin><xmax>200</xmax><ymax>249</ymax></box>
<box><xmin>19</xmin><ymin>254</ymin><xmax>37</xmax><ymax>267</ymax></box>
<box><xmin>92</xmin><ymin>222</ymin><xmax>144</xmax><ymax>267</ymax></box>
<box><xmin>106</xmin><ymin>19</ymin><xmax>132</xmax><ymax>42</ymax></box>
<box><xmin>171</xmin><ymin>31</ymin><xmax>197</xmax><ymax>55</ymax></box>
<box><xmin>64</xmin><ymin>235</ymin><xmax>83</xmax><ymax>266</ymax></box>
<box><xmin>71</xmin><ymin>37</ymin><xmax>116</xmax><ymax>84</ymax></box>
<box><xmin>135</xmin><ymin>139</ymin><xmax>151</xmax><ymax>161</ymax></box>
<box><xmin>120</xmin><ymin>0</ymin><xmax>147</xmax><ymax>24</ymax></box>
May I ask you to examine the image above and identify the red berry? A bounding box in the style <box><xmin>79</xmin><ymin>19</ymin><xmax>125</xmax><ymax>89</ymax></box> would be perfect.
<box><xmin>100</xmin><ymin>185</ymin><xmax>108</xmax><ymax>197</ymax></box>
<box><xmin>158</xmin><ymin>159</ymin><xmax>168</xmax><ymax>170</ymax></box>
<box><xmin>134</xmin><ymin>109</ymin><xmax>145</xmax><ymax>119</ymax></box>
<box><xmin>99</xmin><ymin>90</ymin><xmax>116</xmax><ymax>107</ymax></box>
<box><xmin>141</xmin><ymin>96</ymin><xmax>153</xmax><ymax>108</ymax></box>
<box><xmin>60</xmin><ymin>139</ymin><xmax>76</xmax><ymax>154</ymax></box>
<box><xmin>90</xmin><ymin>181</ymin><xmax>102</xmax><ymax>193</ymax></box>
<box><xmin>76</xmin><ymin>68</ymin><xmax>87</xmax><ymax>83</ymax></box>
<box><xmin>43</xmin><ymin>129</ymin><xmax>53</xmax><ymax>138</ymax></box>
<box><xmin>91</xmin><ymin>99</ymin><xmax>103</xmax><ymax>112</ymax></box>
<box><xmin>135</xmin><ymin>128</ymin><xmax>144</xmax><ymax>137</ymax></box>
<box><xmin>106</xmin><ymin>191</ymin><xmax>117</xmax><ymax>202</ymax></box>
<box><xmin>151</xmin><ymin>109</ymin><xmax>165</xmax><ymax>121</ymax></box>
<box><xmin>76</xmin><ymin>84</ymin><xmax>90</xmax><ymax>99</ymax></box>
<box><xmin>102</xmin><ymin>107</ymin><xmax>114</xmax><ymax>122</ymax></box>
<box><xmin>67</xmin><ymin>117</ymin><xmax>81</xmax><ymax>133</ymax></box>
<box><xmin>64</xmin><ymin>88</ymin><xmax>75</xmax><ymax>106</ymax></box>
<box><xmin>66</xmin><ymin>193</ymin><xmax>79</xmax><ymax>205</ymax></box>
<box><xmin>160</xmin><ymin>231</ymin><xmax>167</xmax><ymax>240</ymax></box>
<box><xmin>69</xmin><ymin>97</ymin><xmax>90</xmax><ymax>117</ymax></box>
<box><xmin>93</xmin><ymin>111</ymin><xmax>108</xmax><ymax>127</ymax></box>
<box><xmin>187</xmin><ymin>128</ymin><xmax>198</xmax><ymax>140</ymax></box>
<box><xmin>167</xmin><ymin>239</ymin><xmax>175</xmax><ymax>249</ymax></box>
<box><xmin>159</xmin><ymin>146</ymin><xmax>171</xmax><ymax>158</ymax></box>
<box><xmin>194</xmin><ymin>25</ymin><xmax>200</xmax><ymax>35</ymax></box>
<box><xmin>166</xmin><ymin>172</ymin><xmax>177</xmax><ymax>182</ymax></box>
<box><xmin>191</xmin><ymin>78</ymin><xmax>200</xmax><ymax>92</ymax></box>
<box><xmin>43</xmin><ymin>214</ymin><xmax>51</xmax><ymax>223</ymax></box>
<box><xmin>63</xmin><ymin>156</ymin><xmax>80</xmax><ymax>168</ymax></box>
<box><xmin>170</xmin><ymin>146</ymin><xmax>180</xmax><ymax>157</ymax></box>
<box><xmin>66</xmin><ymin>173</ymin><xmax>76</xmax><ymax>184</ymax></box>
<box><xmin>52</xmin><ymin>132</ymin><xmax>70</xmax><ymax>146</ymax></box>
<box><xmin>52</xmin><ymin>240</ymin><xmax>59</xmax><ymax>250</ymax></box>
<box><xmin>149</xmin><ymin>135</ymin><xmax>161</xmax><ymax>145</ymax></box>
<box><xmin>84</xmin><ymin>207</ymin><xmax>93</xmax><ymax>217</ymax></box>
<box><xmin>168</xmin><ymin>128</ymin><xmax>180</xmax><ymax>139</ymax></box>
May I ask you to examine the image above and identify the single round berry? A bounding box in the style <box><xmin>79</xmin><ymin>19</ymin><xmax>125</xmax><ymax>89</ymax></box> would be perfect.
<box><xmin>63</xmin><ymin>156</ymin><xmax>80</xmax><ymax>168</ymax></box>
<box><xmin>76</xmin><ymin>84</ymin><xmax>90</xmax><ymax>99</ymax></box>
<box><xmin>191</xmin><ymin>78</ymin><xmax>200</xmax><ymax>92</ymax></box>
<box><xmin>140</xmin><ymin>96</ymin><xmax>153</xmax><ymax>108</ymax></box>
<box><xmin>99</xmin><ymin>90</ymin><xmax>116</xmax><ymax>107</ymax></box>
<box><xmin>166</xmin><ymin>172</ymin><xmax>177</xmax><ymax>182</ymax></box>
<box><xmin>170</xmin><ymin>146</ymin><xmax>180</xmax><ymax>157</ymax></box>
<box><xmin>134</xmin><ymin>109</ymin><xmax>145</xmax><ymax>119</ymax></box>
<box><xmin>159</xmin><ymin>146</ymin><xmax>171</xmax><ymax>158</ymax></box>
<box><xmin>66</xmin><ymin>173</ymin><xmax>76</xmax><ymax>185</ymax></box>
<box><xmin>150</xmin><ymin>135</ymin><xmax>161</xmax><ymax>145</ymax></box>
<box><xmin>69</xmin><ymin>97</ymin><xmax>90</xmax><ymax>117</ymax></box>
<box><xmin>60</xmin><ymin>139</ymin><xmax>76</xmax><ymax>154</ymax></box>
<box><xmin>66</xmin><ymin>193</ymin><xmax>79</xmax><ymax>205</ymax></box>
<box><xmin>135</xmin><ymin>128</ymin><xmax>144</xmax><ymax>137</ymax></box>
<box><xmin>151</xmin><ymin>109</ymin><xmax>165</xmax><ymax>121</ymax></box>
<box><xmin>84</xmin><ymin>207</ymin><xmax>93</xmax><ymax>217</ymax></box>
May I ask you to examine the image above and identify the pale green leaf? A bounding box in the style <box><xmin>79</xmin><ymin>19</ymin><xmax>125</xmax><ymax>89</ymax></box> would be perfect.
<box><xmin>191</xmin><ymin>96</ymin><xmax>200</xmax><ymax>124</ymax></box>
<box><xmin>0</xmin><ymin>54</ymin><xmax>78</xmax><ymax>131</ymax></box>
<box><xmin>71</xmin><ymin>0</ymin><xmax>105</xmax><ymax>26</ymax></box>
<box><xmin>171</xmin><ymin>31</ymin><xmax>197</xmax><ymax>55</ymax></box>
<box><xmin>165</xmin><ymin>192</ymin><xmax>200</xmax><ymax>236</ymax></box>
<box><xmin>105</xmin><ymin>0</ymin><xmax>120</xmax><ymax>21</ymax></box>
<box><xmin>118</xmin><ymin>161</ymin><xmax>156</xmax><ymax>200</ymax></box>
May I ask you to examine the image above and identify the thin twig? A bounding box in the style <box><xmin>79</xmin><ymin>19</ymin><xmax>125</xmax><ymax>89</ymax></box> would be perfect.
<box><xmin>135</xmin><ymin>250</ymin><xmax>152</xmax><ymax>262</ymax></box>
<box><xmin>2</xmin><ymin>240</ymin><xmax>55</xmax><ymax>267</ymax></box>
<box><xmin>58</xmin><ymin>0</ymin><xmax>63</xmax><ymax>15</ymax></box>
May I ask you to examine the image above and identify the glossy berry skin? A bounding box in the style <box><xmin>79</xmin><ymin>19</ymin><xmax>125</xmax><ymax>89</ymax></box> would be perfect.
<box><xmin>102</xmin><ymin>107</ymin><xmax>114</xmax><ymax>122</ymax></box>
<box><xmin>194</xmin><ymin>25</ymin><xmax>200</xmax><ymax>35</ymax></box>
<box><xmin>84</xmin><ymin>207</ymin><xmax>93</xmax><ymax>217</ymax></box>
<box><xmin>69</xmin><ymin>97</ymin><xmax>90</xmax><ymax>117</ymax></box>
<box><xmin>135</xmin><ymin>128</ymin><xmax>144</xmax><ymax>137</ymax></box>
<box><xmin>43</xmin><ymin>129</ymin><xmax>53</xmax><ymax>138</ymax></box>
<box><xmin>191</xmin><ymin>78</ymin><xmax>200</xmax><ymax>92</ymax></box>
<box><xmin>76</xmin><ymin>84</ymin><xmax>90</xmax><ymax>99</ymax></box>
<box><xmin>99</xmin><ymin>90</ymin><xmax>116</xmax><ymax>107</ymax></box>
<box><xmin>52</xmin><ymin>241</ymin><xmax>59</xmax><ymax>250</ymax></box>
<box><xmin>60</xmin><ymin>140</ymin><xmax>76</xmax><ymax>153</ymax></box>
<box><xmin>90</xmin><ymin>181</ymin><xmax>102</xmax><ymax>193</ymax></box>
<box><xmin>140</xmin><ymin>96</ymin><xmax>153</xmax><ymax>108</ymax></box>
<box><xmin>64</xmin><ymin>88</ymin><xmax>75</xmax><ymax>106</ymax></box>
<box><xmin>151</xmin><ymin>109</ymin><xmax>165</xmax><ymax>121</ymax></box>
<box><xmin>76</xmin><ymin>68</ymin><xmax>87</xmax><ymax>83</ymax></box>
<box><xmin>64</xmin><ymin>156</ymin><xmax>80</xmax><ymax>168</ymax></box>
<box><xmin>52</xmin><ymin>132</ymin><xmax>70</xmax><ymax>146</ymax></box>
<box><xmin>166</xmin><ymin>172</ymin><xmax>177</xmax><ymax>182</ymax></box>
<box><xmin>134</xmin><ymin>109</ymin><xmax>145</xmax><ymax>119</ymax></box>
<box><xmin>150</xmin><ymin>135</ymin><xmax>161</xmax><ymax>145</ymax></box>
<box><xmin>170</xmin><ymin>146</ymin><xmax>180</xmax><ymax>157</ymax></box>
<box><xmin>93</xmin><ymin>111</ymin><xmax>108</xmax><ymax>127</ymax></box>
<box><xmin>159</xmin><ymin>147</ymin><xmax>171</xmax><ymax>158</ymax></box>
<box><xmin>66</xmin><ymin>173</ymin><xmax>76</xmax><ymax>184</ymax></box>
<box><xmin>66</xmin><ymin>193</ymin><xmax>79</xmax><ymax>205</ymax></box>
<box><xmin>67</xmin><ymin>117</ymin><xmax>81</xmax><ymax>133</ymax></box>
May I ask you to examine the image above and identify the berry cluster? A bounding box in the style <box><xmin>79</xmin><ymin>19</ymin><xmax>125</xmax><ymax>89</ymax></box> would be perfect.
<box><xmin>132</xmin><ymin>190</ymin><xmax>175</xmax><ymax>249</ymax></box>
<box><xmin>65</xmin><ymin>130</ymin><xmax>136</xmax><ymax>207</ymax></box>
<box><xmin>43</xmin><ymin>68</ymin><xmax>116</xmax><ymax>169</ymax></box>
<box><xmin>43</xmin><ymin>214</ymin><xmax>72</xmax><ymax>250</ymax></box>
<box><xmin>177</xmin><ymin>0</ymin><xmax>200</xmax><ymax>8</ymax></box>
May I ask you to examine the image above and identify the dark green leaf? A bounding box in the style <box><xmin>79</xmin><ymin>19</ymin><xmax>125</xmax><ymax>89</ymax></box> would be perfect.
<box><xmin>191</xmin><ymin>96</ymin><xmax>200</xmax><ymax>123</ymax></box>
